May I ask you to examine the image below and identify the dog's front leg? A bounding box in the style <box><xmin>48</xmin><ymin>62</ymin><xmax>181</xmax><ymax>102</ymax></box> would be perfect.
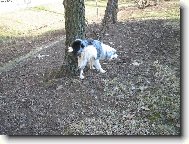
<box><xmin>78</xmin><ymin>56</ymin><xmax>85</xmax><ymax>79</ymax></box>
<box><xmin>89</xmin><ymin>58</ymin><xmax>95</xmax><ymax>69</ymax></box>
<box><xmin>78</xmin><ymin>56</ymin><xmax>81</xmax><ymax>68</ymax></box>
<box><xmin>79</xmin><ymin>59</ymin><xmax>88</xmax><ymax>79</ymax></box>
<box><xmin>94</xmin><ymin>59</ymin><xmax>106</xmax><ymax>73</ymax></box>
<box><xmin>80</xmin><ymin>68</ymin><xmax>85</xmax><ymax>79</ymax></box>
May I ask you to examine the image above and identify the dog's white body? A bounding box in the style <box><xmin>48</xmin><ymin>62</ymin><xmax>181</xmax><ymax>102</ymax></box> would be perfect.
<box><xmin>78</xmin><ymin>43</ymin><xmax>118</xmax><ymax>79</ymax></box>
<box><xmin>68</xmin><ymin>43</ymin><xmax>118</xmax><ymax>79</ymax></box>
<box><xmin>78</xmin><ymin>45</ymin><xmax>104</xmax><ymax>79</ymax></box>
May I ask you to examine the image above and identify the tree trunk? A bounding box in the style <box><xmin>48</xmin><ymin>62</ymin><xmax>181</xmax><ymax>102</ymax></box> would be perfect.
<box><xmin>102</xmin><ymin>0</ymin><xmax>118</xmax><ymax>24</ymax></box>
<box><xmin>62</xmin><ymin>0</ymin><xmax>85</xmax><ymax>76</ymax></box>
<box><xmin>96</xmin><ymin>0</ymin><xmax>99</xmax><ymax>18</ymax></box>
<box><xmin>100</xmin><ymin>0</ymin><xmax>118</xmax><ymax>39</ymax></box>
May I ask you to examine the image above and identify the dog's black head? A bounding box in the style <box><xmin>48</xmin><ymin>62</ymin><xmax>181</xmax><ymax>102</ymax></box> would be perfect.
<box><xmin>70</xmin><ymin>38</ymin><xmax>95</xmax><ymax>56</ymax></box>
<box><xmin>71</xmin><ymin>39</ymin><xmax>85</xmax><ymax>56</ymax></box>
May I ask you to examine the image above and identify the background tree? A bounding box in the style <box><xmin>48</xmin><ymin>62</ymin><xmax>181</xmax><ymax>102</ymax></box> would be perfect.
<box><xmin>61</xmin><ymin>0</ymin><xmax>85</xmax><ymax>76</ymax></box>
<box><xmin>100</xmin><ymin>0</ymin><xmax>118</xmax><ymax>39</ymax></box>
<box><xmin>103</xmin><ymin>0</ymin><xmax>118</xmax><ymax>24</ymax></box>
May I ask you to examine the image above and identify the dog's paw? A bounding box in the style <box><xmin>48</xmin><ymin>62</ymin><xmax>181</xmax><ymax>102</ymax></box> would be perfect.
<box><xmin>100</xmin><ymin>69</ymin><xmax>106</xmax><ymax>73</ymax></box>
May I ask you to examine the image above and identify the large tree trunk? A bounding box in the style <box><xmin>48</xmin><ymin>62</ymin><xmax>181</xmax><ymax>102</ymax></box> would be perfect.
<box><xmin>62</xmin><ymin>0</ymin><xmax>85</xmax><ymax>76</ymax></box>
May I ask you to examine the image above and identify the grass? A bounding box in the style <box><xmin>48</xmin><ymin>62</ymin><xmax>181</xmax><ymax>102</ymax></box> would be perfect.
<box><xmin>30</xmin><ymin>6</ymin><xmax>51</xmax><ymax>11</ymax></box>
<box><xmin>0</xmin><ymin>1</ymin><xmax>179</xmax><ymax>42</ymax></box>
<box><xmin>0</xmin><ymin>26</ymin><xmax>22</xmax><ymax>42</ymax></box>
<box><xmin>118</xmin><ymin>1</ymin><xmax>180</xmax><ymax>21</ymax></box>
<box><xmin>85</xmin><ymin>0</ymin><xmax>107</xmax><ymax>7</ymax></box>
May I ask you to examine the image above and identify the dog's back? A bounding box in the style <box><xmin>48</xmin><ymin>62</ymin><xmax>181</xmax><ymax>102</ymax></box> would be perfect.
<box><xmin>82</xmin><ymin>45</ymin><xmax>97</xmax><ymax>59</ymax></box>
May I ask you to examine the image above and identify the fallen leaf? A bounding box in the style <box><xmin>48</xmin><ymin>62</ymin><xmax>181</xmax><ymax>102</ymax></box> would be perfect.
<box><xmin>56</xmin><ymin>85</ymin><xmax>63</xmax><ymax>90</ymax></box>
<box><xmin>123</xmin><ymin>113</ymin><xmax>135</xmax><ymax>120</ymax></box>
<box><xmin>132</xmin><ymin>60</ymin><xmax>140</xmax><ymax>66</ymax></box>
<box><xmin>141</xmin><ymin>106</ymin><xmax>150</xmax><ymax>111</ymax></box>
<box><xmin>176</xmin><ymin>124</ymin><xmax>180</xmax><ymax>127</ymax></box>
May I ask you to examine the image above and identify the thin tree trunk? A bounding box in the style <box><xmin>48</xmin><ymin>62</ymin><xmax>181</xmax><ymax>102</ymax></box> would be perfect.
<box><xmin>100</xmin><ymin>0</ymin><xmax>118</xmax><ymax>40</ymax></box>
<box><xmin>102</xmin><ymin>0</ymin><xmax>118</xmax><ymax>24</ymax></box>
<box><xmin>96</xmin><ymin>0</ymin><xmax>99</xmax><ymax>18</ymax></box>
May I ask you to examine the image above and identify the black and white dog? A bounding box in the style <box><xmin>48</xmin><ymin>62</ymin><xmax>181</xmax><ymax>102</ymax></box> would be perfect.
<box><xmin>68</xmin><ymin>39</ymin><xmax>118</xmax><ymax>79</ymax></box>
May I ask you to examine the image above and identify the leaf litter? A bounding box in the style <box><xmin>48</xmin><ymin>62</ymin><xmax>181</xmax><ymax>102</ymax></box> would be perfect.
<box><xmin>0</xmin><ymin>10</ymin><xmax>180</xmax><ymax>135</ymax></box>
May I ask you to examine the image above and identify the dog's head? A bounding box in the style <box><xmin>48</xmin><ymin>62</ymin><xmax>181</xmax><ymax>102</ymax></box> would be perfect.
<box><xmin>68</xmin><ymin>39</ymin><xmax>85</xmax><ymax>56</ymax></box>
<box><xmin>102</xmin><ymin>44</ymin><xmax>118</xmax><ymax>60</ymax></box>
<box><xmin>68</xmin><ymin>39</ymin><xmax>95</xmax><ymax>56</ymax></box>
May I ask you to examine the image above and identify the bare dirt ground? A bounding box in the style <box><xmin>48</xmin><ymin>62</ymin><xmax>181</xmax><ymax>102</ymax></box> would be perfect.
<box><xmin>0</xmin><ymin>2</ymin><xmax>180</xmax><ymax>135</ymax></box>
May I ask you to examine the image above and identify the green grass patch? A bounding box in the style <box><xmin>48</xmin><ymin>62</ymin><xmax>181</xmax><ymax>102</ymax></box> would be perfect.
<box><xmin>85</xmin><ymin>0</ymin><xmax>107</xmax><ymax>7</ymax></box>
<box><xmin>0</xmin><ymin>0</ymin><xmax>179</xmax><ymax>43</ymax></box>
<box><xmin>30</xmin><ymin>5</ymin><xmax>50</xmax><ymax>11</ymax></box>
<box><xmin>118</xmin><ymin>1</ymin><xmax>180</xmax><ymax>21</ymax></box>
<box><xmin>132</xmin><ymin>7</ymin><xmax>179</xmax><ymax>20</ymax></box>
<box><xmin>0</xmin><ymin>26</ymin><xmax>21</xmax><ymax>41</ymax></box>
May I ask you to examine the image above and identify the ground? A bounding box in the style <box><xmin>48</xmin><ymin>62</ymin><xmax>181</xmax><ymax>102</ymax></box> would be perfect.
<box><xmin>0</xmin><ymin>1</ymin><xmax>180</xmax><ymax>135</ymax></box>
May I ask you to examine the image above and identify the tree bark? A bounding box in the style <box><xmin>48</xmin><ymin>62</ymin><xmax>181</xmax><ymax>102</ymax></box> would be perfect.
<box><xmin>62</xmin><ymin>0</ymin><xmax>85</xmax><ymax>76</ymax></box>
<box><xmin>100</xmin><ymin>0</ymin><xmax>118</xmax><ymax>39</ymax></box>
<box><xmin>102</xmin><ymin>0</ymin><xmax>118</xmax><ymax>24</ymax></box>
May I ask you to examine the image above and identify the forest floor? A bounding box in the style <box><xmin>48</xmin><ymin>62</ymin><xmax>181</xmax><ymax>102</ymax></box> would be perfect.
<box><xmin>0</xmin><ymin>1</ymin><xmax>180</xmax><ymax>135</ymax></box>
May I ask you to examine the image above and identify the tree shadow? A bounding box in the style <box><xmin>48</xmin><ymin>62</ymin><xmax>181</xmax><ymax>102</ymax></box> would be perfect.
<box><xmin>0</xmin><ymin>18</ymin><xmax>181</xmax><ymax>135</ymax></box>
<box><xmin>0</xmin><ymin>18</ymin><xmax>180</xmax><ymax>81</ymax></box>
<box><xmin>45</xmin><ymin>18</ymin><xmax>180</xmax><ymax>81</ymax></box>
<box><xmin>0</xmin><ymin>29</ymin><xmax>66</xmax><ymax>66</ymax></box>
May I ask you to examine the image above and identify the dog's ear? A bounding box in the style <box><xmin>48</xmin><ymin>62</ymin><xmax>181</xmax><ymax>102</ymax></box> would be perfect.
<box><xmin>81</xmin><ymin>43</ymin><xmax>85</xmax><ymax>48</ymax></box>
<box><xmin>68</xmin><ymin>47</ymin><xmax>73</xmax><ymax>52</ymax></box>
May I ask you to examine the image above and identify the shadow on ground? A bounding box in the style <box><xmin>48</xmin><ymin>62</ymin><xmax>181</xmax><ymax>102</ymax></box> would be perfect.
<box><xmin>0</xmin><ymin>18</ymin><xmax>180</xmax><ymax>135</ymax></box>
<box><xmin>0</xmin><ymin>29</ymin><xmax>66</xmax><ymax>66</ymax></box>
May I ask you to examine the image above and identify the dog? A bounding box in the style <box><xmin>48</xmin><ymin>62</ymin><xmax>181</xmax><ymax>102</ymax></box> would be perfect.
<box><xmin>68</xmin><ymin>39</ymin><xmax>118</xmax><ymax>79</ymax></box>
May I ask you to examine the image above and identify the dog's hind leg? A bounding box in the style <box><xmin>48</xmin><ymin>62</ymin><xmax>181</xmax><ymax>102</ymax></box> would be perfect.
<box><xmin>94</xmin><ymin>59</ymin><xmax>106</xmax><ymax>73</ymax></box>
<box><xmin>89</xmin><ymin>58</ymin><xmax>95</xmax><ymax>69</ymax></box>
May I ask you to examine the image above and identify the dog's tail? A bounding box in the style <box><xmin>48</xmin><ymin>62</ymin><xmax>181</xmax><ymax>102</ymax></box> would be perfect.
<box><xmin>68</xmin><ymin>47</ymin><xmax>73</xmax><ymax>52</ymax></box>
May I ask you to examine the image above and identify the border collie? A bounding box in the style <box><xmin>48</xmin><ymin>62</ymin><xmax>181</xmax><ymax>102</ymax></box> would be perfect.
<box><xmin>68</xmin><ymin>39</ymin><xmax>118</xmax><ymax>79</ymax></box>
